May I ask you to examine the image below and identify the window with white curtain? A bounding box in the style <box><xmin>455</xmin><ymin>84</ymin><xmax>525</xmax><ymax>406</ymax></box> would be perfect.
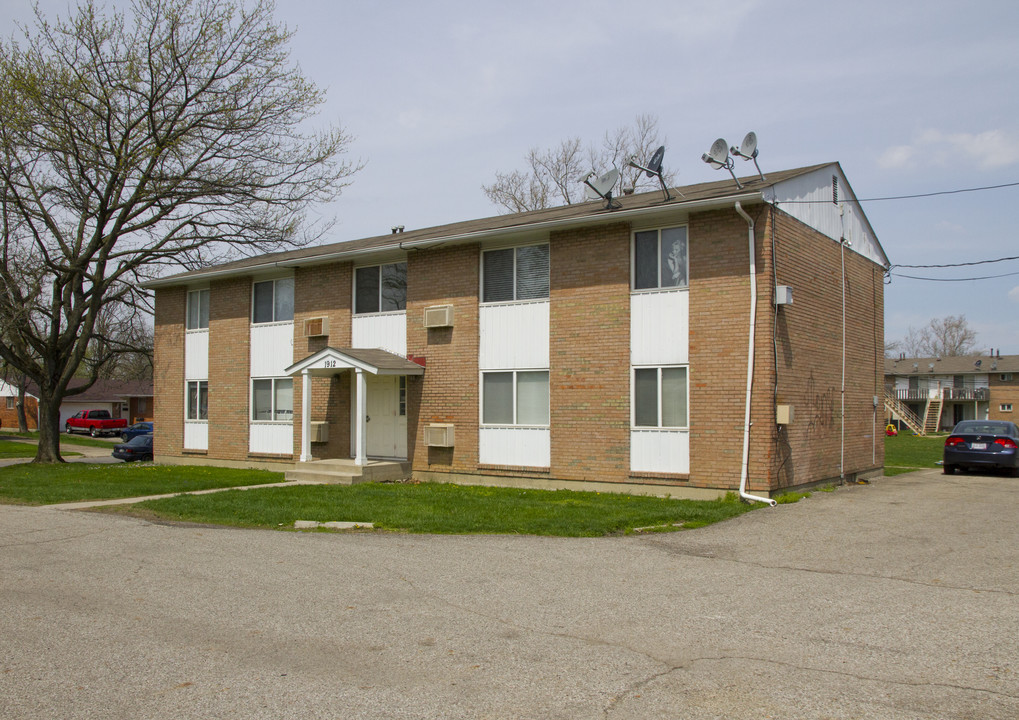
<box><xmin>252</xmin><ymin>278</ymin><xmax>294</xmax><ymax>324</ymax></box>
<box><xmin>251</xmin><ymin>378</ymin><xmax>294</xmax><ymax>422</ymax></box>
<box><xmin>186</xmin><ymin>289</ymin><xmax>209</xmax><ymax>330</ymax></box>
<box><xmin>633</xmin><ymin>367</ymin><xmax>688</xmax><ymax>428</ymax></box>
<box><xmin>482</xmin><ymin>244</ymin><xmax>549</xmax><ymax>303</ymax></box>
<box><xmin>482</xmin><ymin>371</ymin><xmax>549</xmax><ymax>425</ymax></box>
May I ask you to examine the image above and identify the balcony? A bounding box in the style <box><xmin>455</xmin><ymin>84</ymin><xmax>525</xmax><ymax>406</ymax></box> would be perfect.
<box><xmin>889</xmin><ymin>387</ymin><xmax>988</xmax><ymax>402</ymax></box>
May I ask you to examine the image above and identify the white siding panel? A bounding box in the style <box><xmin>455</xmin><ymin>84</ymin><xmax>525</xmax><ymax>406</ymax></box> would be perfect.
<box><xmin>250</xmin><ymin>322</ymin><xmax>294</xmax><ymax>377</ymax></box>
<box><xmin>630</xmin><ymin>290</ymin><xmax>688</xmax><ymax>365</ymax></box>
<box><xmin>630</xmin><ymin>429</ymin><xmax>689</xmax><ymax>474</ymax></box>
<box><xmin>184</xmin><ymin>421</ymin><xmax>208</xmax><ymax>451</ymax></box>
<box><xmin>185</xmin><ymin>330</ymin><xmax>209</xmax><ymax>380</ymax></box>
<box><xmin>767</xmin><ymin>166</ymin><xmax>886</xmax><ymax>267</ymax></box>
<box><xmin>479</xmin><ymin>301</ymin><xmax>549</xmax><ymax>370</ymax></box>
<box><xmin>479</xmin><ymin>427</ymin><xmax>550</xmax><ymax>468</ymax></box>
<box><xmin>352</xmin><ymin>313</ymin><xmax>407</xmax><ymax>356</ymax></box>
<box><xmin>249</xmin><ymin>423</ymin><xmax>293</xmax><ymax>455</ymax></box>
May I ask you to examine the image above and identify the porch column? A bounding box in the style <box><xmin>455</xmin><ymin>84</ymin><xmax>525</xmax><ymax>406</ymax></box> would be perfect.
<box><xmin>300</xmin><ymin>369</ymin><xmax>312</xmax><ymax>463</ymax></box>
<box><xmin>354</xmin><ymin>368</ymin><xmax>367</xmax><ymax>466</ymax></box>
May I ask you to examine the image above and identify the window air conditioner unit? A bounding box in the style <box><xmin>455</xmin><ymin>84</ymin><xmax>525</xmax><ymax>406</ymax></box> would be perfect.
<box><xmin>423</xmin><ymin>304</ymin><xmax>453</xmax><ymax>328</ymax></box>
<box><xmin>424</xmin><ymin>423</ymin><xmax>454</xmax><ymax>447</ymax></box>
<box><xmin>303</xmin><ymin>316</ymin><xmax>329</xmax><ymax>337</ymax></box>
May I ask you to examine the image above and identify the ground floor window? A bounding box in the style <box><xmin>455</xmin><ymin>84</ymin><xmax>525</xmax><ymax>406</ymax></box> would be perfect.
<box><xmin>482</xmin><ymin>370</ymin><xmax>549</xmax><ymax>425</ymax></box>
<box><xmin>186</xmin><ymin>381</ymin><xmax>208</xmax><ymax>420</ymax></box>
<box><xmin>633</xmin><ymin>366</ymin><xmax>688</xmax><ymax>428</ymax></box>
<box><xmin>1001</xmin><ymin>403</ymin><xmax>1013</xmax><ymax>413</ymax></box>
<box><xmin>5</xmin><ymin>396</ymin><xmax>14</xmax><ymax>409</ymax></box>
<box><xmin>252</xmin><ymin>378</ymin><xmax>294</xmax><ymax>422</ymax></box>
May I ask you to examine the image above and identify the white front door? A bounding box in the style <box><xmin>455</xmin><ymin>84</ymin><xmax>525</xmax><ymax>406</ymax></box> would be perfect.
<box><xmin>361</xmin><ymin>374</ymin><xmax>407</xmax><ymax>459</ymax></box>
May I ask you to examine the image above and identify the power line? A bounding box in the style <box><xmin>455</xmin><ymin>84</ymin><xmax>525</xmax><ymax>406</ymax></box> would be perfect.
<box><xmin>890</xmin><ymin>269</ymin><xmax>1019</xmax><ymax>282</ymax></box>
<box><xmin>775</xmin><ymin>180</ymin><xmax>1019</xmax><ymax>204</ymax></box>
<box><xmin>892</xmin><ymin>254</ymin><xmax>1019</xmax><ymax>269</ymax></box>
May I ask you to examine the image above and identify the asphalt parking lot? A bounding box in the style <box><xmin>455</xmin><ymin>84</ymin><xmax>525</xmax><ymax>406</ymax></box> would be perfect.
<box><xmin>1</xmin><ymin>468</ymin><xmax>1017</xmax><ymax>719</ymax></box>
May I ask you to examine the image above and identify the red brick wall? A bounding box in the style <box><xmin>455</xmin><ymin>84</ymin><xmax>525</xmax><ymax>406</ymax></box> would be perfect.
<box><xmin>406</xmin><ymin>244</ymin><xmax>480</xmax><ymax>473</ymax></box>
<box><xmin>989</xmin><ymin>374</ymin><xmax>1019</xmax><ymax>421</ymax></box>
<box><xmin>153</xmin><ymin>286</ymin><xmax>185</xmax><ymax>456</ymax></box>
<box><xmin>549</xmin><ymin>222</ymin><xmax>631</xmax><ymax>483</ymax></box>
<box><xmin>0</xmin><ymin>394</ymin><xmax>38</xmax><ymax>430</ymax></box>
<box><xmin>207</xmin><ymin>278</ymin><xmax>251</xmax><ymax>460</ymax></box>
<box><xmin>293</xmin><ymin>262</ymin><xmax>353</xmax><ymax>459</ymax></box>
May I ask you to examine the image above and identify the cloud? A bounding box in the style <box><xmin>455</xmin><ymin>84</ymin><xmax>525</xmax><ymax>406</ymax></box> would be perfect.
<box><xmin>878</xmin><ymin>129</ymin><xmax>1019</xmax><ymax>170</ymax></box>
<box><xmin>1010</xmin><ymin>286</ymin><xmax>1019</xmax><ymax>303</ymax></box>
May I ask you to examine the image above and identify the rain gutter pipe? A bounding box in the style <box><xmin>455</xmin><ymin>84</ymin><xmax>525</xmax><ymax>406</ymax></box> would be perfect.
<box><xmin>734</xmin><ymin>201</ymin><xmax>777</xmax><ymax>507</ymax></box>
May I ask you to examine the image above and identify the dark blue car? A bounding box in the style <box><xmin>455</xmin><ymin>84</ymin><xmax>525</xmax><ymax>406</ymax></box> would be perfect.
<box><xmin>120</xmin><ymin>422</ymin><xmax>153</xmax><ymax>442</ymax></box>
<box><xmin>112</xmin><ymin>434</ymin><xmax>153</xmax><ymax>462</ymax></box>
<box><xmin>943</xmin><ymin>420</ymin><xmax>1019</xmax><ymax>476</ymax></box>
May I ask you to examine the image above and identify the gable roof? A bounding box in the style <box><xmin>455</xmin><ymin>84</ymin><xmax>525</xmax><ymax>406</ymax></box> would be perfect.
<box><xmin>24</xmin><ymin>379</ymin><xmax>153</xmax><ymax>403</ymax></box>
<box><xmin>885</xmin><ymin>355</ymin><xmax>1019</xmax><ymax>375</ymax></box>
<box><xmin>145</xmin><ymin>162</ymin><xmax>886</xmax><ymax>289</ymax></box>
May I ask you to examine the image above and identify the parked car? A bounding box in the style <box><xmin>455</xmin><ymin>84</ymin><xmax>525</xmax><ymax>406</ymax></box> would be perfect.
<box><xmin>943</xmin><ymin>420</ymin><xmax>1019</xmax><ymax>476</ymax></box>
<box><xmin>112</xmin><ymin>434</ymin><xmax>153</xmax><ymax>462</ymax></box>
<box><xmin>65</xmin><ymin>409</ymin><xmax>128</xmax><ymax>437</ymax></box>
<box><xmin>121</xmin><ymin>422</ymin><xmax>153</xmax><ymax>442</ymax></box>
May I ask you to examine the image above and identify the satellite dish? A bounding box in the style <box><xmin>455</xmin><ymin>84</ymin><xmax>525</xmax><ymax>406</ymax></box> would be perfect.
<box><xmin>730</xmin><ymin>131</ymin><xmax>766</xmax><ymax>181</ymax></box>
<box><xmin>646</xmin><ymin>145</ymin><xmax>665</xmax><ymax>177</ymax></box>
<box><xmin>701</xmin><ymin>138</ymin><xmax>742</xmax><ymax>189</ymax></box>
<box><xmin>581</xmin><ymin>168</ymin><xmax>621</xmax><ymax>209</ymax></box>
<box><xmin>625</xmin><ymin>145</ymin><xmax>678</xmax><ymax>201</ymax></box>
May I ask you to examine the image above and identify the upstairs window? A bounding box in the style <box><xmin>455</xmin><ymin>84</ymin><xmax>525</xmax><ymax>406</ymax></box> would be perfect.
<box><xmin>186</xmin><ymin>289</ymin><xmax>209</xmax><ymax>330</ymax></box>
<box><xmin>634</xmin><ymin>367</ymin><xmax>688</xmax><ymax>428</ymax></box>
<box><xmin>252</xmin><ymin>278</ymin><xmax>294</xmax><ymax>324</ymax></box>
<box><xmin>355</xmin><ymin>262</ymin><xmax>407</xmax><ymax>314</ymax></box>
<box><xmin>483</xmin><ymin>244</ymin><xmax>549</xmax><ymax>303</ymax></box>
<box><xmin>634</xmin><ymin>226</ymin><xmax>688</xmax><ymax>290</ymax></box>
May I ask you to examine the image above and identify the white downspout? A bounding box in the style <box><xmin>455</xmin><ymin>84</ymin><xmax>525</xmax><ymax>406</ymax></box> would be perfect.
<box><xmin>734</xmin><ymin>202</ymin><xmax>778</xmax><ymax>507</ymax></box>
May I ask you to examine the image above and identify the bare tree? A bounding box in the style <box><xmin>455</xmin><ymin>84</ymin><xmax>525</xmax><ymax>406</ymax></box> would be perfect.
<box><xmin>0</xmin><ymin>0</ymin><xmax>360</xmax><ymax>462</ymax></box>
<box><xmin>483</xmin><ymin>114</ymin><xmax>675</xmax><ymax>213</ymax></box>
<box><xmin>889</xmin><ymin>315</ymin><xmax>980</xmax><ymax>358</ymax></box>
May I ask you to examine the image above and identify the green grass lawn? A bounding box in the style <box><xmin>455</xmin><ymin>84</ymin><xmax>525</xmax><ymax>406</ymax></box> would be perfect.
<box><xmin>0</xmin><ymin>436</ymin><xmax>81</xmax><ymax>459</ymax></box>
<box><xmin>122</xmin><ymin>482</ymin><xmax>760</xmax><ymax>536</ymax></box>
<box><xmin>884</xmin><ymin>433</ymin><xmax>945</xmax><ymax>475</ymax></box>
<box><xmin>0</xmin><ymin>463</ymin><xmax>284</xmax><ymax>505</ymax></box>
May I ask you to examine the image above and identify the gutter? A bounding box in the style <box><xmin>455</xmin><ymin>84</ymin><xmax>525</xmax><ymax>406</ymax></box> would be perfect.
<box><xmin>142</xmin><ymin>192</ymin><xmax>763</xmax><ymax>289</ymax></box>
<box><xmin>734</xmin><ymin>201</ymin><xmax>778</xmax><ymax>507</ymax></box>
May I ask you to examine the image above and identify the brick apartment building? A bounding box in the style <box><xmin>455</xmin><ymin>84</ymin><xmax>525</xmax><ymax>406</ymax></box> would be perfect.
<box><xmin>885</xmin><ymin>353</ymin><xmax>1019</xmax><ymax>433</ymax></box>
<box><xmin>147</xmin><ymin>162</ymin><xmax>888</xmax><ymax>499</ymax></box>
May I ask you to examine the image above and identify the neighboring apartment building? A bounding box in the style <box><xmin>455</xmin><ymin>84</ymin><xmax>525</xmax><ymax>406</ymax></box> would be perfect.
<box><xmin>0</xmin><ymin>379</ymin><xmax>153</xmax><ymax>432</ymax></box>
<box><xmin>885</xmin><ymin>353</ymin><xmax>1019</xmax><ymax>433</ymax></box>
<box><xmin>0</xmin><ymin>380</ymin><xmax>38</xmax><ymax>430</ymax></box>
<box><xmin>147</xmin><ymin>162</ymin><xmax>888</xmax><ymax>498</ymax></box>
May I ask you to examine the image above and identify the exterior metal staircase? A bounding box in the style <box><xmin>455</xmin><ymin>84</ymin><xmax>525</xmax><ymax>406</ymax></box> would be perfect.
<box><xmin>883</xmin><ymin>390</ymin><xmax>925</xmax><ymax>436</ymax></box>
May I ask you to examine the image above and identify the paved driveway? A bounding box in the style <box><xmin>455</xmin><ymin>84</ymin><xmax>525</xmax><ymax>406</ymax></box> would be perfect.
<box><xmin>1</xmin><ymin>469</ymin><xmax>1016</xmax><ymax>719</ymax></box>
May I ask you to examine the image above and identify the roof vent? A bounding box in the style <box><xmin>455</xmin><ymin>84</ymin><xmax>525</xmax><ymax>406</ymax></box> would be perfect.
<box><xmin>391</xmin><ymin>225</ymin><xmax>405</xmax><ymax>234</ymax></box>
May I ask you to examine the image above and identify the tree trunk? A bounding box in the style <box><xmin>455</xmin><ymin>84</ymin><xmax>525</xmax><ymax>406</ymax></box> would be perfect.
<box><xmin>33</xmin><ymin>396</ymin><xmax>63</xmax><ymax>463</ymax></box>
<box><xmin>16</xmin><ymin>386</ymin><xmax>28</xmax><ymax>433</ymax></box>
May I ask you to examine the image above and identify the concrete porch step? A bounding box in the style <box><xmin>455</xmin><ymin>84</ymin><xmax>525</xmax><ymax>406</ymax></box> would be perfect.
<box><xmin>285</xmin><ymin>459</ymin><xmax>411</xmax><ymax>485</ymax></box>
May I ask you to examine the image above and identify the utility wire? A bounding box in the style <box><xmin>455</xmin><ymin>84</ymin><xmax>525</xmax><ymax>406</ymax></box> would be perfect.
<box><xmin>890</xmin><ymin>269</ymin><xmax>1019</xmax><ymax>282</ymax></box>
<box><xmin>891</xmin><ymin>254</ymin><xmax>1019</xmax><ymax>269</ymax></box>
<box><xmin>775</xmin><ymin>180</ymin><xmax>1019</xmax><ymax>204</ymax></box>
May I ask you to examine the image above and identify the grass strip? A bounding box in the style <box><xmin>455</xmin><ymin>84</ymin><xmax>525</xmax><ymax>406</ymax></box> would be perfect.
<box><xmin>0</xmin><ymin>463</ymin><xmax>283</xmax><ymax>505</ymax></box>
<box><xmin>883</xmin><ymin>433</ymin><xmax>946</xmax><ymax>475</ymax></box>
<box><xmin>125</xmin><ymin>482</ymin><xmax>759</xmax><ymax>536</ymax></box>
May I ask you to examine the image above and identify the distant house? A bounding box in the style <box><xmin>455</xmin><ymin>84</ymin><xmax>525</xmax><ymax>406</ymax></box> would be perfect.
<box><xmin>884</xmin><ymin>354</ymin><xmax>1019</xmax><ymax>433</ymax></box>
<box><xmin>0</xmin><ymin>380</ymin><xmax>39</xmax><ymax>430</ymax></box>
<box><xmin>0</xmin><ymin>379</ymin><xmax>154</xmax><ymax>431</ymax></box>
<box><xmin>147</xmin><ymin>161</ymin><xmax>889</xmax><ymax>499</ymax></box>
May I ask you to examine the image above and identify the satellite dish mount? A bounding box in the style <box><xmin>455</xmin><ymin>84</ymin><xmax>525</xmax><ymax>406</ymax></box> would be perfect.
<box><xmin>626</xmin><ymin>145</ymin><xmax>680</xmax><ymax>201</ymax></box>
<box><xmin>582</xmin><ymin>167</ymin><xmax>622</xmax><ymax>210</ymax></box>
<box><xmin>701</xmin><ymin>138</ymin><xmax>742</xmax><ymax>189</ymax></box>
<box><xmin>730</xmin><ymin>131</ymin><xmax>766</xmax><ymax>181</ymax></box>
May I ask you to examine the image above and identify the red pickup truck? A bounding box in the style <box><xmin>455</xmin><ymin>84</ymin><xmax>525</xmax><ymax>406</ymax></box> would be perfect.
<box><xmin>65</xmin><ymin>410</ymin><xmax>128</xmax><ymax>438</ymax></box>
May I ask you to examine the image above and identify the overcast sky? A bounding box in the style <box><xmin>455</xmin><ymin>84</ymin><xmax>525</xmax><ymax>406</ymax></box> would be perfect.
<box><xmin>4</xmin><ymin>0</ymin><xmax>1018</xmax><ymax>353</ymax></box>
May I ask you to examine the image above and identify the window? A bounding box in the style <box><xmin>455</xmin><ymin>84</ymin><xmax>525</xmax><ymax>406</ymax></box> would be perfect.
<box><xmin>634</xmin><ymin>226</ymin><xmax>688</xmax><ymax>290</ymax></box>
<box><xmin>186</xmin><ymin>381</ymin><xmax>208</xmax><ymax>420</ymax></box>
<box><xmin>252</xmin><ymin>378</ymin><xmax>294</xmax><ymax>422</ymax></box>
<box><xmin>355</xmin><ymin>262</ymin><xmax>407</xmax><ymax>314</ymax></box>
<box><xmin>1001</xmin><ymin>374</ymin><xmax>1013</xmax><ymax>382</ymax></box>
<box><xmin>5</xmin><ymin>396</ymin><xmax>14</xmax><ymax>410</ymax></box>
<box><xmin>186</xmin><ymin>289</ymin><xmax>209</xmax><ymax>330</ymax></box>
<box><xmin>399</xmin><ymin>376</ymin><xmax>407</xmax><ymax>417</ymax></box>
<box><xmin>482</xmin><ymin>371</ymin><xmax>549</xmax><ymax>425</ymax></box>
<box><xmin>252</xmin><ymin>278</ymin><xmax>294</xmax><ymax>324</ymax></box>
<box><xmin>633</xmin><ymin>367</ymin><xmax>688</xmax><ymax>428</ymax></box>
<box><xmin>1001</xmin><ymin>404</ymin><xmax>1014</xmax><ymax>413</ymax></box>
<box><xmin>482</xmin><ymin>244</ymin><xmax>549</xmax><ymax>303</ymax></box>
